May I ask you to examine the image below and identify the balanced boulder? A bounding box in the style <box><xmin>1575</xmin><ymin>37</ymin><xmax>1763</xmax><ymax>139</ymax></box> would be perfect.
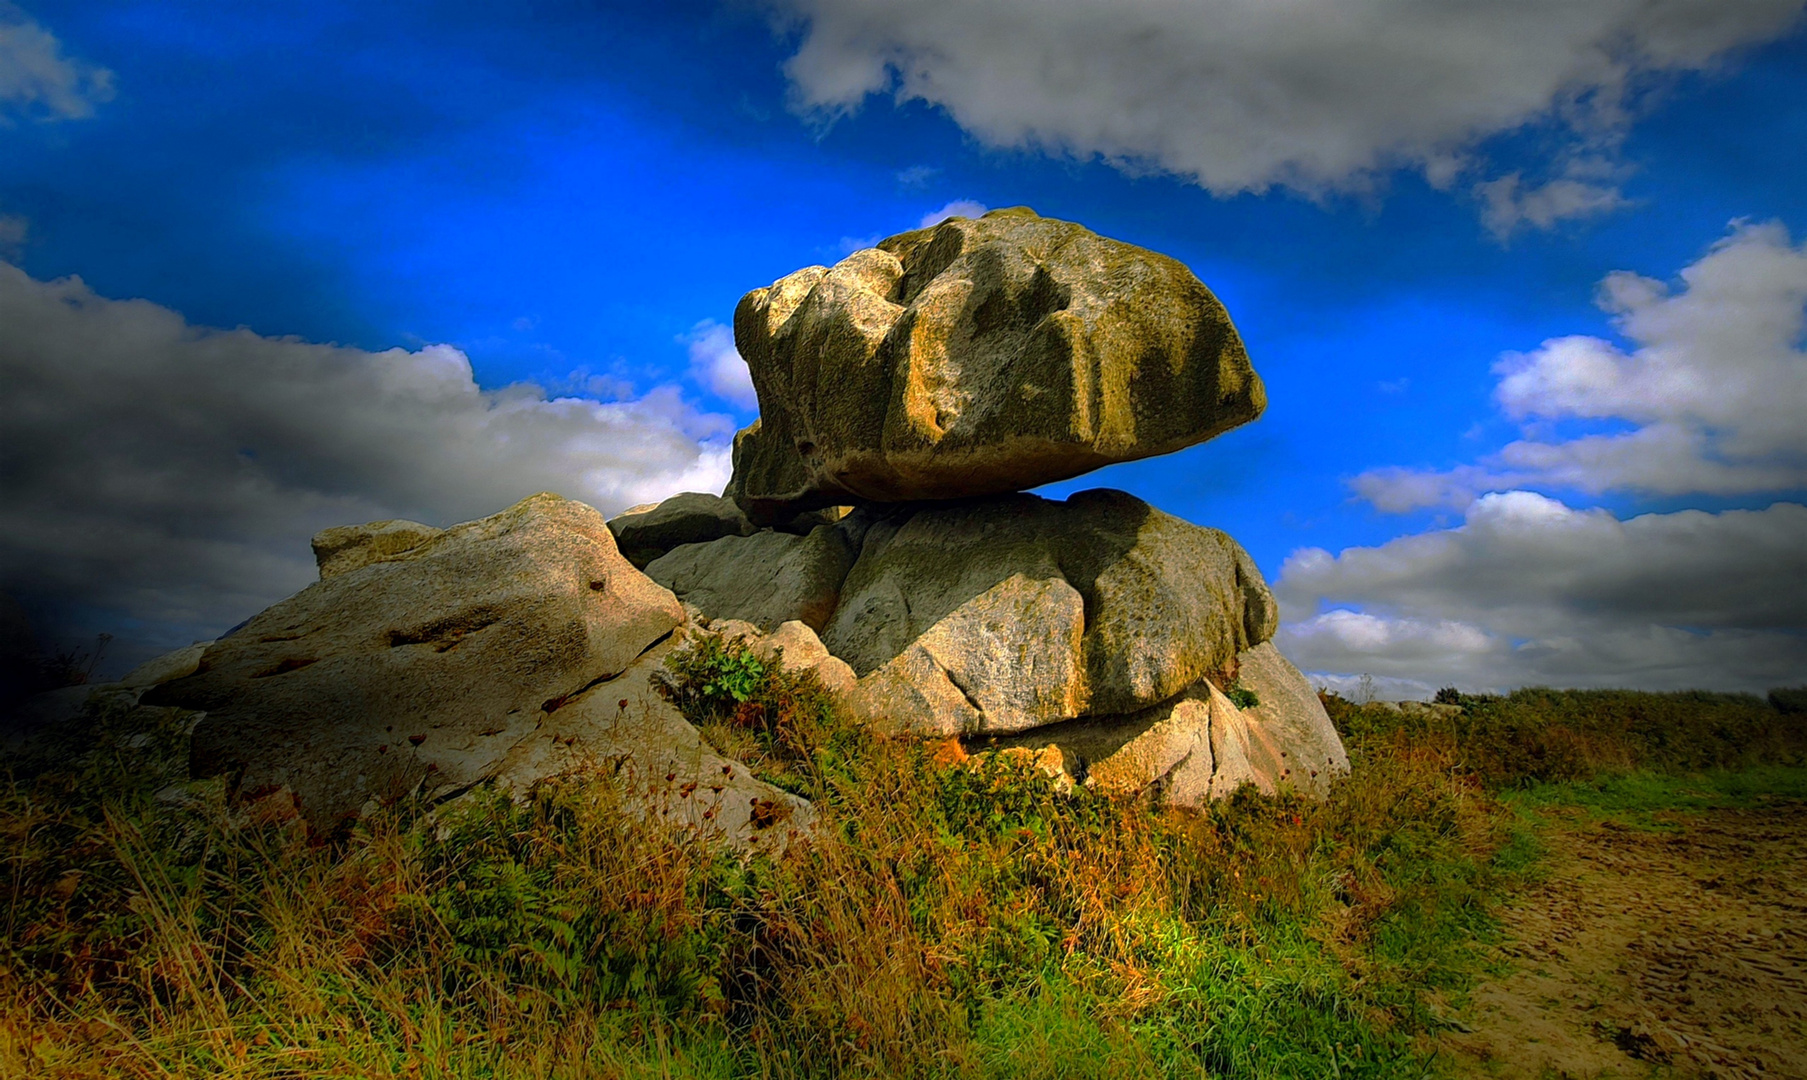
<box><xmin>150</xmin><ymin>493</ymin><xmax>685</xmax><ymax>829</ymax></box>
<box><xmin>726</xmin><ymin>207</ymin><xmax>1265</xmax><ymax>522</ymax></box>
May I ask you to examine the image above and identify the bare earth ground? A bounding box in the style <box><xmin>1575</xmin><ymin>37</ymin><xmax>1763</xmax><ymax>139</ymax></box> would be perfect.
<box><xmin>1442</xmin><ymin>801</ymin><xmax>1807</xmax><ymax>1079</ymax></box>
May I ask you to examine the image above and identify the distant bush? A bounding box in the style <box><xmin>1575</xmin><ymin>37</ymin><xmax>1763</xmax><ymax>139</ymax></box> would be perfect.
<box><xmin>1324</xmin><ymin>686</ymin><xmax>1807</xmax><ymax>787</ymax></box>
<box><xmin>1771</xmin><ymin>685</ymin><xmax>1807</xmax><ymax>715</ymax></box>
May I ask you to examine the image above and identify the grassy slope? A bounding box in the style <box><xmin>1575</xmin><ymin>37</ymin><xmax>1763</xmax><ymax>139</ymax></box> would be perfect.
<box><xmin>3</xmin><ymin>655</ymin><xmax>1803</xmax><ymax>1079</ymax></box>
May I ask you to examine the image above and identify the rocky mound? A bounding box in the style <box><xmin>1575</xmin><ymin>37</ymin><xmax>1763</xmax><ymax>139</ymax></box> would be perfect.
<box><xmin>37</xmin><ymin>209</ymin><xmax>1345</xmax><ymax>842</ymax></box>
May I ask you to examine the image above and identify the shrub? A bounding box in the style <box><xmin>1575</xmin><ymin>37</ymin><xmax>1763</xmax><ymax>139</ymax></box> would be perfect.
<box><xmin>1770</xmin><ymin>685</ymin><xmax>1807</xmax><ymax>715</ymax></box>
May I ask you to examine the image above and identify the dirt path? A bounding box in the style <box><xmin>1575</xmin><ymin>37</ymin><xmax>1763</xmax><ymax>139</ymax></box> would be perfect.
<box><xmin>1442</xmin><ymin>801</ymin><xmax>1807</xmax><ymax>1079</ymax></box>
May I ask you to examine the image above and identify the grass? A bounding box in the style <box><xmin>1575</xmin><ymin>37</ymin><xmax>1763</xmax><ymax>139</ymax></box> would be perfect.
<box><xmin>3</xmin><ymin>662</ymin><xmax>1804</xmax><ymax>1078</ymax></box>
<box><xmin>1503</xmin><ymin>763</ymin><xmax>1807</xmax><ymax>831</ymax></box>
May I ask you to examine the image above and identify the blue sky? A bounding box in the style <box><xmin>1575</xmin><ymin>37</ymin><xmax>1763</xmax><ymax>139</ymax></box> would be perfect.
<box><xmin>2</xmin><ymin>0</ymin><xmax>1803</xmax><ymax>694</ymax></box>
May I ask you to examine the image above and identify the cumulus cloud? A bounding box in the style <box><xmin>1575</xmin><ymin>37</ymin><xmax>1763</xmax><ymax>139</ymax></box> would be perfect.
<box><xmin>1274</xmin><ymin>492</ymin><xmax>1807</xmax><ymax>694</ymax></box>
<box><xmin>769</xmin><ymin>0</ymin><xmax>1801</xmax><ymax>222</ymax></box>
<box><xmin>682</xmin><ymin>319</ymin><xmax>759</xmax><ymax>409</ymax></box>
<box><xmin>0</xmin><ymin>5</ymin><xmax>115</xmax><ymax>123</ymax></box>
<box><xmin>1476</xmin><ymin>172</ymin><xmax>1633</xmax><ymax>239</ymax></box>
<box><xmin>1357</xmin><ymin>220</ymin><xmax>1807</xmax><ymax>511</ymax></box>
<box><xmin>0</xmin><ymin>264</ymin><xmax>733</xmax><ymax>668</ymax></box>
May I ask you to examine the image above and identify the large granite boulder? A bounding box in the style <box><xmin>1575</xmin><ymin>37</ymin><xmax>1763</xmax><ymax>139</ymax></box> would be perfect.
<box><xmin>826</xmin><ymin>489</ymin><xmax>1276</xmax><ymax>736</ymax></box>
<box><xmin>726</xmin><ymin>207</ymin><xmax>1265</xmax><ymax>522</ymax></box>
<box><xmin>149</xmin><ymin>493</ymin><xmax>686</xmax><ymax>829</ymax></box>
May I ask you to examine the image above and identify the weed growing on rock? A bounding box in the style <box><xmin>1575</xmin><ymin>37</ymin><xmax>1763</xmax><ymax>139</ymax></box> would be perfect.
<box><xmin>653</xmin><ymin>634</ymin><xmax>856</xmax><ymax>801</ymax></box>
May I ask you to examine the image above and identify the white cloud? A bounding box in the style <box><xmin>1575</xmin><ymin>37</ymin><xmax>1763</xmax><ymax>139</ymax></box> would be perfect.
<box><xmin>0</xmin><ymin>5</ymin><xmax>115</xmax><ymax>123</ymax></box>
<box><xmin>836</xmin><ymin>233</ymin><xmax>881</xmax><ymax>256</ymax></box>
<box><xmin>0</xmin><ymin>264</ymin><xmax>733</xmax><ymax>669</ymax></box>
<box><xmin>895</xmin><ymin>164</ymin><xmax>939</xmax><ymax>187</ymax></box>
<box><xmin>1476</xmin><ymin>173</ymin><xmax>1633</xmax><ymax>239</ymax></box>
<box><xmin>1356</xmin><ymin>220</ymin><xmax>1807</xmax><ymax>511</ymax></box>
<box><xmin>682</xmin><ymin>319</ymin><xmax>759</xmax><ymax>409</ymax></box>
<box><xmin>1274</xmin><ymin>493</ymin><xmax>1807</xmax><ymax>693</ymax></box>
<box><xmin>771</xmin><ymin>0</ymin><xmax>1800</xmax><ymax>220</ymax></box>
<box><xmin>919</xmin><ymin>199</ymin><xmax>987</xmax><ymax>228</ymax></box>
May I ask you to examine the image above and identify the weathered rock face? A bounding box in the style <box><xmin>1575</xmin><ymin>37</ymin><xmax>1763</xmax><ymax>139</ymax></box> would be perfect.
<box><xmin>150</xmin><ymin>493</ymin><xmax>685</xmax><ymax>829</ymax></box>
<box><xmin>828</xmin><ymin>489</ymin><xmax>1276</xmax><ymax>736</ymax></box>
<box><xmin>726</xmin><ymin>207</ymin><xmax>1265</xmax><ymax>522</ymax></box>
<box><xmin>490</xmin><ymin>635</ymin><xmax>813</xmax><ymax>853</ymax></box>
<box><xmin>312</xmin><ymin>519</ymin><xmax>443</xmax><ymax>579</ymax></box>
<box><xmin>987</xmin><ymin>642</ymin><xmax>1348</xmax><ymax>806</ymax></box>
<box><xmin>606</xmin><ymin>492</ymin><xmax>756</xmax><ymax>569</ymax></box>
<box><xmin>1230</xmin><ymin>641</ymin><xmax>1351</xmax><ymax>788</ymax></box>
<box><xmin>847</xmin><ymin>573</ymin><xmax>1087</xmax><ymax>737</ymax></box>
<box><xmin>645</xmin><ymin>523</ymin><xmax>860</xmax><ymax>633</ymax></box>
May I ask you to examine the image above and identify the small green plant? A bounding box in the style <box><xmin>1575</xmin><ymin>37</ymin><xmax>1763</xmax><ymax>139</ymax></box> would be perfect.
<box><xmin>1226</xmin><ymin>683</ymin><xmax>1259</xmax><ymax>709</ymax></box>
<box><xmin>651</xmin><ymin>633</ymin><xmax>768</xmax><ymax>723</ymax></box>
<box><xmin>703</xmin><ymin>649</ymin><xmax>765</xmax><ymax>704</ymax></box>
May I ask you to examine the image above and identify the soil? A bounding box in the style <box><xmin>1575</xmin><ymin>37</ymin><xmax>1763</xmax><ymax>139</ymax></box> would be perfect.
<box><xmin>1442</xmin><ymin>801</ymin><xmax>1807</xmax><ymax>1079</ymax></box>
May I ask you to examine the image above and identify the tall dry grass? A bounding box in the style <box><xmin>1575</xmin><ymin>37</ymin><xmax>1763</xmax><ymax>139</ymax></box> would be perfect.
<box><xmin>15</xmin><ymin>663</ymin><xmax>1794</xmax><ymax>1076</ymax></box>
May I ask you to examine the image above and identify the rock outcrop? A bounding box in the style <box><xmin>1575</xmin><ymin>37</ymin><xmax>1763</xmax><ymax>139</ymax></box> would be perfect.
<box><xmin>604</xmin><ymin>209</ymin><xmax>1343</xmax><ymax>807</ymax></box>
<box><xmin>151</xmin><ymin>493</ymin><xmax>688</xmax><ymax>828</ymax></box>
<box><xmin>103</xmin><ymin>209</ymin><xmax>1343</xmax><ymax>832</ymax></box>
<box><xmin>726</xmin><ymin>207</ymin><xmax>1265</xmax><ymax>522</ymax></box>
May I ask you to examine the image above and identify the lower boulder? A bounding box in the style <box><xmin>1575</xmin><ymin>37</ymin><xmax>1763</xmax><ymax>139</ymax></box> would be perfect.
<box><xmin>984</xmin><ymin>643</ymin><xmax>1348</xmax><ymax>807</ymax></box>
<box><xmin>829</xmin><ymin>489</ymin><xmax>1278</xmax><ymax>736</ymax></box>
<box><xmin>848</xmin><ymin>572</ymin><xmax>1087</xmax><ymax>736</ymax></box>
<box><xmin>149</xmin><ymin>493</ymin><xmax>686</xmax><ymax>830</ymax></box>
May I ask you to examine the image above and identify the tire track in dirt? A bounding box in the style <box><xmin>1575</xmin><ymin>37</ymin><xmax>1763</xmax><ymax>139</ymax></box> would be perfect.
<box><xmin>1443</xmin><ymin>801</ymin><xmax>1807</xmax><ymax>1079</ymax></box>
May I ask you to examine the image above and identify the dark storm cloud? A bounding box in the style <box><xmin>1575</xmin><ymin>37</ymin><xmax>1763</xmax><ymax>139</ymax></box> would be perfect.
<box><xmin>0</xmin><ymin>264</ymin><xmax>731</xmax><ymax>667</ymax></box>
